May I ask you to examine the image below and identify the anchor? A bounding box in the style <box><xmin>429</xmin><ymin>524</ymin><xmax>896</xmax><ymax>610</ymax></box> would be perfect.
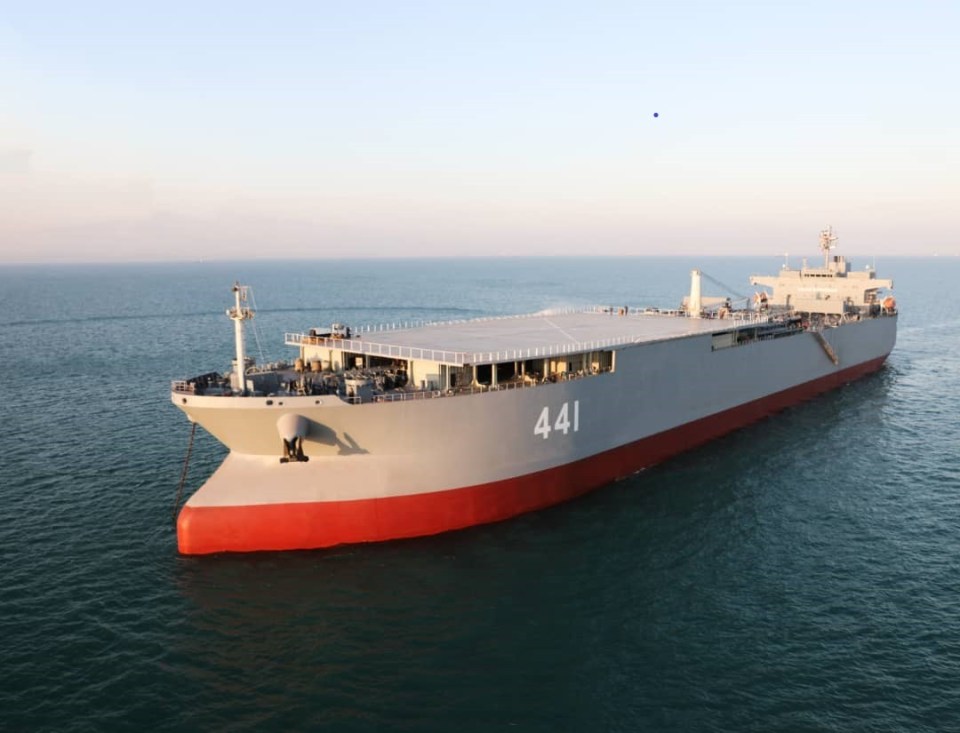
<box><xmin>281</xmin><ymin>436</ymin><xmax>308</xmax><ymax>463</ymax></box>
<box><xmin>277</xmin><ymin>413</ymin><xmax>310</xmax><ymax>464</ymax></box>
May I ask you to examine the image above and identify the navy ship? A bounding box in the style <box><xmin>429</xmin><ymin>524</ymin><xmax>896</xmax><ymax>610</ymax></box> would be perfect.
<box><xmin>171</xmin><ymin>229</ymin><xmax>896</xmax><ymax>554</ymax></box>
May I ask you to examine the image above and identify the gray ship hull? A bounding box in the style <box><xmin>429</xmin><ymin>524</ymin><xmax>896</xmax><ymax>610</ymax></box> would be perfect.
<box><xmin>173</xmin><ymin>315</ymin><xmax>896</xmax><ymax>554</ymax></box>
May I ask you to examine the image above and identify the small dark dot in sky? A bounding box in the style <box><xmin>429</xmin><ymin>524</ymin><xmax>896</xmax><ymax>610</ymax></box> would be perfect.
<box><xmin>653</xmin><ymin>112</ymin><xmax>659</xmax><ymax>118</ymax></box>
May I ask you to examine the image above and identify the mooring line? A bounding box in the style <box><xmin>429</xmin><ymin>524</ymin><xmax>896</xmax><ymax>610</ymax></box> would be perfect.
<box><xmin>173</xmin><ymin>422</ymin><xmax>197</xmax><ymax>523</ymax></box>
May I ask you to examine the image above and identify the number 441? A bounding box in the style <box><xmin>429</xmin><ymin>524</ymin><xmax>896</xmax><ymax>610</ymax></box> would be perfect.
<box><xmin>534</xmin><ymin>401</ymin><xmax>580</xmax><ymax>440</ymax></box>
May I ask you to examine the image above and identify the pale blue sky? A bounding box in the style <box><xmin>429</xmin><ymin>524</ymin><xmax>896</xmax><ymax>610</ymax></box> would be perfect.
<box><xmin>1</xmin><ymin>0</ymin><xmax>957</xmax><ymax>261</ymax></box>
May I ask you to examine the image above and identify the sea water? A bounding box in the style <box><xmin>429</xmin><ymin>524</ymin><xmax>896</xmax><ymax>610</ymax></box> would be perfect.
<box><xmin>1</xmin><ymin>256</ymin><xmax>958</xmax><ymax>732</ymax></box>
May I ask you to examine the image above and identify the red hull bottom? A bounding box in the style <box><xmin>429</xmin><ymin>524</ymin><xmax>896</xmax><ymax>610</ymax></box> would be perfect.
<box><xmin>178</xmin><ymin>355</ymin><xmax>888</xmax><ymax>554</ymax></box>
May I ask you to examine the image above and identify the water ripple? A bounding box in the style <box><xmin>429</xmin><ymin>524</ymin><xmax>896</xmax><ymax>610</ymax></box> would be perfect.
<box><xmin>3</xmin><ymin>258</ymin><xmax>960</xmax><ymax>732</ymax></box>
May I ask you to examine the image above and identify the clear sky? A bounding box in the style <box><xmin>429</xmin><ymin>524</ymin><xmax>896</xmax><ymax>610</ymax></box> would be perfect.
<box><xmin>1</xmin><ymin>0</ymin><xmax>957</xmax><ymax>262</ymax></box>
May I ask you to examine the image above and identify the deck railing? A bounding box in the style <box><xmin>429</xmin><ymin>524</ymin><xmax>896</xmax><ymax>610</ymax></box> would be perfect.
<box><xmin>285</xmin><ymin>332</ymin><xmax>468</xmax><ymax>365</ymax></box>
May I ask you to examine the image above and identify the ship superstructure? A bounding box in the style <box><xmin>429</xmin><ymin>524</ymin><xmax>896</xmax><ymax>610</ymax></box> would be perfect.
<box><xmin>171</xmin><ymin>230</ymin><xmax>896</xmax><ymax>554</ymax></box>
<box><xmin>750</xmin><ymin>227</ymin><xmax>894</xmax><ymax>319</ymax></box>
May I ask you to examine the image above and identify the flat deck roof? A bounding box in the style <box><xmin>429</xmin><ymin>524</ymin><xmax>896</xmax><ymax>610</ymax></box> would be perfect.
<box><xmin>288</xmin><ymin>309</ymin><xmax>766</xmax><ymax>366</ymax></box>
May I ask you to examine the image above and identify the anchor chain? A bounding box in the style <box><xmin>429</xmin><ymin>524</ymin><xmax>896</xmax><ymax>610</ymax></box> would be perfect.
<box><xmin>173</xmin><ymin>422</ymin><xmax>197</xmax><ymax>523</ymax></box>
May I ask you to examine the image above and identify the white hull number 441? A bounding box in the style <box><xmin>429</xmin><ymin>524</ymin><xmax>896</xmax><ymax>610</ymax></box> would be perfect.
<box><xmin>534</xmin><ymin>401</ymin><xmax>580</xmax><ymax>440</ymax></box>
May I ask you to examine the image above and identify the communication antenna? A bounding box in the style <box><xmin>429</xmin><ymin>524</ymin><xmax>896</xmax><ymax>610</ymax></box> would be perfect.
<box><xmin>819</xmin><ymin>226</ymin><xmax>838</xmax><ymax>267</ymax></box>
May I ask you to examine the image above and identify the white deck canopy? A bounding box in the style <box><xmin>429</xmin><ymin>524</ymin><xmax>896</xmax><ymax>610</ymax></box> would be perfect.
<box><xmin>286</xmin><ymin>308</ymin><xmax>767</xmax><ymax>366</ymax></box>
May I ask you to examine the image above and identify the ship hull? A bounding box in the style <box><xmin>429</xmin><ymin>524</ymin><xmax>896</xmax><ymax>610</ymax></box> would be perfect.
<box><xmin>175</xmin><ymin>316</ymin><xmax>895</xmax><ymax>554</ymax></box>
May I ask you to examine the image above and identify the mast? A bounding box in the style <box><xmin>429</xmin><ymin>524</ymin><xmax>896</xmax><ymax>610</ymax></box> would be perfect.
<box><xmin>819</xmin><ymin>226</ymin><xmax>838</xmax><ymax>268</ymax></box>
<box><xmin>688</xmin><ymin>269</ymin><xmax>703</xmax><ymax>318</ymax></box>
<box><xmin>227</xmin><ymin>283</ymin><xmax>255</xmax><ymax>395</ymax></box>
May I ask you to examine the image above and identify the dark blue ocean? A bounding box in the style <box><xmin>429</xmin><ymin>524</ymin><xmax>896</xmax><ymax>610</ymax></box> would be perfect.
<box><xmin>2</xmin><ymin>256</ymin><xmax>958</xmax><ymax>732</ymax></box>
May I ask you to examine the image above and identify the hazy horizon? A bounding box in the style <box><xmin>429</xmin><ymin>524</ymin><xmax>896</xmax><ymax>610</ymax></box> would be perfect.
<box><xmin>5</xmin><ymin>252</ymin><xmax>957</xmax><ymax>269</ymax></box>
<box><xmin>2</xmin><ymin>1</ymin><xmax>957</xmax><ymax>263</ymax></box>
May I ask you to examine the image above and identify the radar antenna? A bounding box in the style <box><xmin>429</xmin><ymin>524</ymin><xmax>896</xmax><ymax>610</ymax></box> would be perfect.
<box><xmin>819</xmin><ymin>226</ymin><xmax>838</xmax><ymax>267</ymax></box>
